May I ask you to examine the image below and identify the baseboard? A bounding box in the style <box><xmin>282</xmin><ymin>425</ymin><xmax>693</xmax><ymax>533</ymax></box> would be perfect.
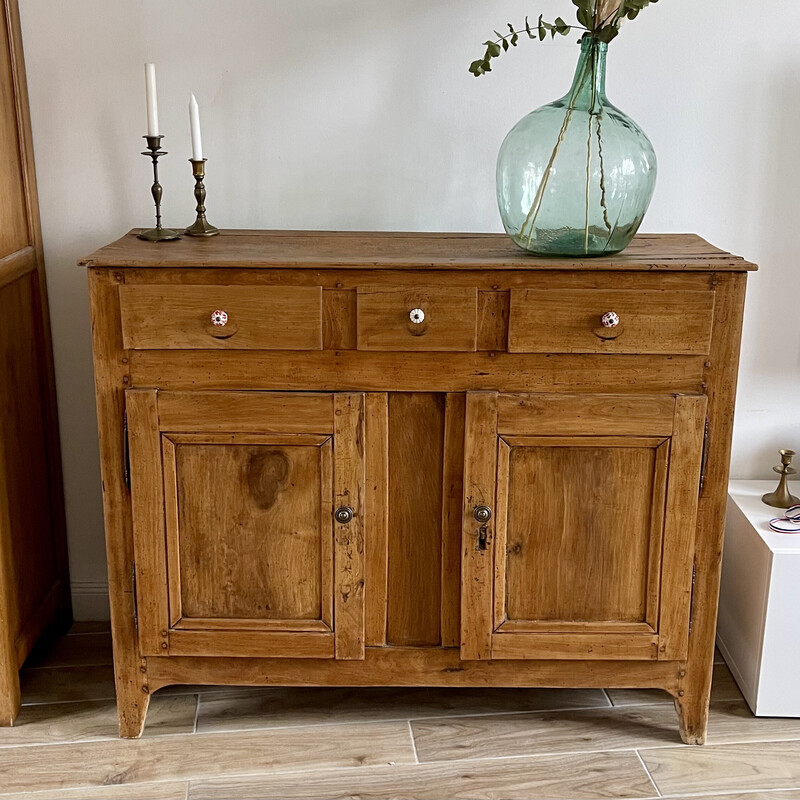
<box><xmin>70</xmin><ymin>581</ymin><xmax>110</xmax><ymax>621</ymax></box>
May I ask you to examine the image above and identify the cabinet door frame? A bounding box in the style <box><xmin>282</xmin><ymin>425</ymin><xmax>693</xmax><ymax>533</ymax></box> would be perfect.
<box><xmin>126</xmin><ymin>389</ymin><xmax>365</xmax><ymax>660</ymax></box>
<box><xmin>461</xmin><ymin>392</ymin><xmax>707</xmax><ymax>662</ymax></box>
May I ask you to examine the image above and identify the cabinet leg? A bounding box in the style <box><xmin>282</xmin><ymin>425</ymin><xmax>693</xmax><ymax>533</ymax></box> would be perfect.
<box><xmin>117</xmin><ymin>685</ymin><xmax>151</xmax><ymax>739</ymax></box>
<box><xmin>0</xmin><ymin>667</ymin><xmax>21</xmax><ymax>727</ymax></box>
<box><xmin>674</xmin><ymin>692</ymin><xmax>709</xmax><ymax>745</ymax></box>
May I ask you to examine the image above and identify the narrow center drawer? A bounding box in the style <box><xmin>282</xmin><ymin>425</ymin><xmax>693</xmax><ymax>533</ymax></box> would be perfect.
<box><xmin>508</xmin><ymin>289</ymin><xmax>715</xmax><ymax>355</ymax></box>
<box><xmin>119</xmin><ymin>285</ymin><xmax>323</xmax><ymax>350</ymax></box>
<box><xmin>357</xmin><ymin>286</ymin><xmax>478</xmax><ymax>352</ymax></box>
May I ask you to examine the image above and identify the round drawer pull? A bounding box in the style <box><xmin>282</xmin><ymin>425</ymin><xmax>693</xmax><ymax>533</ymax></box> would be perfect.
<box><xmin>334</xmin><ymin>506</ymin><xmax>354</xmax><ymax>524</ymax></box>
<box><xmin>601</xmin><ymin>311</ymin><xmax>620</xmax><ymax>329</ymax></box>
<box><xmin>409</xmin><ymin>308</ymin><xmax>425</xmax><ymax>324</ymax></box>
<box><xmin>211</xmin><ymin>310</ymin><xmax>228</xmax><ymax>327</ymax></box>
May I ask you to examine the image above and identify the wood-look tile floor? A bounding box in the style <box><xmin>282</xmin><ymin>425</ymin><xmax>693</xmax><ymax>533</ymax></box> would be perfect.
<box><xmin>2</xmin><ymin>624</ymin><xmax>798</xmax><ymax>800</ymax></box>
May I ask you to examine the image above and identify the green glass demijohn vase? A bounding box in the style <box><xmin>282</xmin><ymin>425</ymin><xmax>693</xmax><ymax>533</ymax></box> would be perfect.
<box><xmin>497</xmin><ymin>36</ymin><xmax>656</xmax><ymax>256</ymax></box>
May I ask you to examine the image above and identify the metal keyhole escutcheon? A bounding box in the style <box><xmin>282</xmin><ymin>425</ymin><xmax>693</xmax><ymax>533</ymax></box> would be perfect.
<box><xmin>474</xmin><ymin>505</ymin><xmax>492</xmax><ymax>524</ymax></box>
<box><xmin>335</xmin><ymin>506</ymin><xmax>354</xmax><ymax>524</ymax></box>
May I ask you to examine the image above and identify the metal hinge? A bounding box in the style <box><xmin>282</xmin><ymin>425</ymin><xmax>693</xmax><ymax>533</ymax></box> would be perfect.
<box><xmin>123</xmin><ymin>410</ymin><xmax>131</xmax><ymax>490</ymax></box>
<box><xmin>131</xmin><ymin>562</ymin><xmax>138</xmax><ymax>630</ymax></box>
<box><xmin>688</xmin><ymin>562</ymin><xmax>697</xmax><ymax>635</ymax></box>
<box><xmin>698</xmin><ymin>417</ymin><xmax>710</xmax><ymax>495</ymax></box>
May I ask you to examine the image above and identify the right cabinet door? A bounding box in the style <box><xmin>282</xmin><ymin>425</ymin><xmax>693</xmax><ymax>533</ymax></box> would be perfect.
<box><xmin>461</xmin><ymin>392</ymin><xmax>707</xmax><ymax>662</ymax></box>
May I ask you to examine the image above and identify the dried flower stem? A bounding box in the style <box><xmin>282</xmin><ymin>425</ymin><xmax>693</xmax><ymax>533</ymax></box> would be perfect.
<box><xmin>585</xmin><ymin>114</ymin><xmax>593</xmax><ymax>252</ymax></box>
<box><xmin>521</xmin><ymin>53</ymin><xmax>594</xmax><ymax>244</ymax></box>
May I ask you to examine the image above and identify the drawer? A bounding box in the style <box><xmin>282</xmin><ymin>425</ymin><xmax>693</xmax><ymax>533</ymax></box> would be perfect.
<box><xmin>508</xmin><ymin>289</ymin><xmax>715</xmax><ymax>355</ymax></box>
<box><xmin>357</xmin><ymin>286</ymin><xmax>478</xmax><ymax>351</ymax></box>
<box><xmin>119</xmin><ymin>285</ymin><xmax>322</xmax><ymax>350</ymax></box>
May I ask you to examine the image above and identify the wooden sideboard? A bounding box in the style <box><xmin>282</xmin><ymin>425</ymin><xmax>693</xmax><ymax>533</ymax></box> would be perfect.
<box><xmin>81</xmin><ymin>230</ymin><xmax>755</xmax><ymax>742</ymax></box>
<box><xmin>0</xmin><ymin>0</ymin><xmax>71</xmax><ymax>726</ymax></box>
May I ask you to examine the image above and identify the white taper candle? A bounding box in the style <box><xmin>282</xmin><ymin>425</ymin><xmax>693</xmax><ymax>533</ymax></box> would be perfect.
<box><xmin>144</xmin><ymin>63</ymin><xmax>159</xmax><ymax>137</ymax></box>
<box><xmin>189</xmin><ymin>93</ymin><xmax>203</xmax><ymax>161</ymax></box>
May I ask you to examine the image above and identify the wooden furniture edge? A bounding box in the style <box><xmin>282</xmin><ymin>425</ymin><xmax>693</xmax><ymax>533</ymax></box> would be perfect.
<box><xmin>0</xmin><ymin>0</ymin><xmax>71</xmax><ymax>728</ymax></box>
<box><xmin>78</xmin><ymin>231</ymin><xmax>757</xmax><ymax>271</ymax></box>
<box><xmin>675</xmin><ymin>272</ymin><xmax>749</xmax><ymax>744</ymax></box>
<box><xmin>144</xmin><ymin>647</ymin><xmax>684</xmax><ymax>695</ymax></box>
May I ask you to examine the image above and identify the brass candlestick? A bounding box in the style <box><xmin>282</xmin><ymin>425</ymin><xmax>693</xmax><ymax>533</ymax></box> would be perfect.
<box><xmin>762</xmin><ymin>449</ymin><xmax>800</xmax><ymax>509</ymax></box>
<box><xmin>185</xmin><ymin>158</ymin><xmax>219</xmax><ymax>237</ymax></box>
<box><xmin>138</xmin><ymin>135</ymin><xmax>180</xmax><ymax>242</ymax></box>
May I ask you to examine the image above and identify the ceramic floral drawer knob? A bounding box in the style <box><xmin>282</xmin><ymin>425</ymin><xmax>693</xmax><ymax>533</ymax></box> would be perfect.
<box><xmin>601</xmin><ymin>311</ymin><xmax>620</xmax><ymax>329</ymax></box>
<box><xmin>409</xmin><ymin>308</ymin><xmax>425</xmax><ymax>324</ymax></box>
<box><xmin>211</xmin><ymin>310</ymin><xmax>228</xmax><ymax>327</ymax></box>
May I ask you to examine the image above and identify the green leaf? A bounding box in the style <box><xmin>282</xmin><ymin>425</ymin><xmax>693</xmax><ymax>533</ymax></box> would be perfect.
<box><xmin>511</xmin><ymin>32</ymin><xmax>519</xmax><ymax>46</ymax></box>
<box><xmin>502</xmin><ymin>37</ymin><xmax>509</xmax><ymax>51</ymax></box>
<box><xmin>469</xmin><ymin>59</ymin><xmax>485</xmax><ymax>76</ymax></box>
<box><xmin>484</xmin><ymin>40</ymin><xmax>501</xmax><ymax>57</ymax></box>
<box><xmin>554</xmin><ymin>16</ymin><xmax>570</xmax><ymax>34</ymax></box>
<box><xmin>525</xmin><ymin>15</ymin><xmax>535</xmax><ymax>38</ymax></box>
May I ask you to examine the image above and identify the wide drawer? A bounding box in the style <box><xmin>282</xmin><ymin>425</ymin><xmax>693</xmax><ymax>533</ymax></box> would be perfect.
<box><xmin>508</xmin><ymin>289</ymin><xmax>715</xmax><ymax>355</ymax></box>
<box><xmin>357</xmin><ymin>286</ymin><xmax>478</xmax><ymax>351</ymax></box>
<box><xmin>119</xmin><ymin>285</ymin><xmax>323</xmax><ymax>350</ymax></box>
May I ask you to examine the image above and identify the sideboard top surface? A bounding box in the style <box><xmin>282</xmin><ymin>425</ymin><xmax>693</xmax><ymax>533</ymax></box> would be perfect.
<box><xmin>80</xmin><ymin>230</ymin><xmax>757</xmax><ymax>272</ymax></box>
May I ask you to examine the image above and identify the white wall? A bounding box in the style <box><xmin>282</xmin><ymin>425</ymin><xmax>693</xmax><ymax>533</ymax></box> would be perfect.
<box><xmin>18</xmin><ymin>0</ymin><xmax>799</xmax><ymax>618</ymax></box>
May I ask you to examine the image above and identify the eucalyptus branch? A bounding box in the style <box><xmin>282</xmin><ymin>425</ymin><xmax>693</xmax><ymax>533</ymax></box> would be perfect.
<box><xmin>469</xmin><ymin>0</ymin><xmax>660</xmax><ymax>76</ymax></box>
<box><xmin>469</xmin><ymin>16</ymin><xmax>581</xmax><ymax>77</ymax></box>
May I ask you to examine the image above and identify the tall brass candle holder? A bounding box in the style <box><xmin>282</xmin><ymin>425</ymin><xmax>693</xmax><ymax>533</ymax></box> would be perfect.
<box><xmin>138</xmin><ymin>135</ymin><xmax>180</xmax><ymax>242</ymax></box>
<box><xmin>762</xmin><ymin>449</ymin><xmax>800</xmax><ymax>509</ymax></box>
<box><xmin>185</xmin><ymin>158</ymin><xmax>219</xmax><ymax>237</ymax></box>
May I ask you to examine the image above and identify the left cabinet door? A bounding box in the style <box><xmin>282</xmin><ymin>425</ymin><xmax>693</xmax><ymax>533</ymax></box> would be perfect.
<box><xmin>125</xmin><ymin>390</ymin><xmax>365</xmax><ymax>660</ymax></box>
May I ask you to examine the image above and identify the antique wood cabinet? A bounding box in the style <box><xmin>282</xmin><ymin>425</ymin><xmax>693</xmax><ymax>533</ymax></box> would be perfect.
<box><xmin>82</xmin><ymin>230</ymin><xmax>755</xmax><ymax>742</ymax></box>
<box><xmin>0</xmin><ymin>0</ymin><xmax>71</xmax><ymax>726</ymax></box>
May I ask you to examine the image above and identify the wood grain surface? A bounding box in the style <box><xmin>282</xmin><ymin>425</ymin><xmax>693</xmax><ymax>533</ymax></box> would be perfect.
<box><xmin>508</xmin><ymin>288</ymin><xmax>715</xmax><ymax>354</ymax></box>
<box><xmin>0</xmin><ymin>0</ymin><xmax>70</xmax><ymax>726</ymax></box>
<box><xmin>120</xmin><ymin>284</ymin><xmax>323</xmax><ymax>350</ymax></box>
<box><xmin>386</xmin><ymin>393</ymin><xmax>445</xmax><ymax>646</ymax></box>
<box><xmin>357</xmin><ymin>286</ymin><xmax>477</xmax><ymax>351</ymax></box>
<box><xmin>80</xmin><ymin>230</ymin><xmax>757</xmax><ymax>271</ymax></box>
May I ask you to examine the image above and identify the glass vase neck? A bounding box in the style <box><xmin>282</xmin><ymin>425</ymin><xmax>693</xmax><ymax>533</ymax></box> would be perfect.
<box><xmin>565</xmin><ymin>37</ymin><xmax>608</xmax><ymax>111</ymax></box>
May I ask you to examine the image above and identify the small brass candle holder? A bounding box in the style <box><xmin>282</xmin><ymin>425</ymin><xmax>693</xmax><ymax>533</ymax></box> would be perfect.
<box><xmin>185</xmin><ymin>158</ymin><xmax>219</xmax><ymax>237</ymax></box>
<box><xmin>762</xmin><ymin>449</ymin><xmax>800</xmax><ymax>509</ymax></box>
<box><xmin>138</xmin><ymin>135</ymin><xmax>180</xmax><ymax>242</ymax></box>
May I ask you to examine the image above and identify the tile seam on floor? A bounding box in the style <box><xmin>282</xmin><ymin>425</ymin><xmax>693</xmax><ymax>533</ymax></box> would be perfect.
<box><xmin>2</xmin><ymin>746</ymin><xmax>657</xmax><ymax>797</ymax></box>
<box><xmin>176</xmin><ymin>748</ymin><xmax>665</xmax><ymax>796</ymax></box>
<box><xmin>658</xmin><ymin>788</ymin><xmax>800</xmax><ymax>799</ymax></box>
<box><xmin>192</xmin><ymin>699</ymin><xmax>619</xmax><ymax>735</ymax></box>
<box><xmin>0</xmin><ymin>776</ymin><xmax>195</xmax><ymax>799</ymax></box>
<box><xmin>20</xmin><ymin>695</ymin><xmax>119</xmax><ymax>708</ymax></box>
<box><xmin>413</xmin><ymin>739</ymin><xmax>800</xmax><ymax>767</ymax></box>
<box><xmin>193</xmin><ymin>694</ymin><xmax>201</xmax><ymax>735</ymax></box>
<box><xmin>635</xmin><ymin>748</ymin><xmax>662</xmax><ymax>798</ymax></box>
<box><xmin>5</xmin><ymin>723</ymin><xmax>796</xmax><ymax>755</ymax></box>
<box><xmin>408</xmin><ymin>720</ymin><xmax>420</xmax><ymax>764</ymax></box>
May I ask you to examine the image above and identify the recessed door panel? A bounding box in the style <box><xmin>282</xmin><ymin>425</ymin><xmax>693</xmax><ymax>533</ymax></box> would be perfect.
<box><xmin>127</xmin><ymin>390</ymin><xmax>365</xmax><ymax>660</ymax></box>
<box><xmin>461</xmin><ymin>392</ymin><xmax>706</xmax><ymax>662</ymax></box>
<box><xmin>165</xmin><ymin>436</ymin><xmax>331</xmax><ymax>627</ymax></box>
<box><xmin>501</xmin><ymin>439</ymin><xmax>667</xmax><ymax>628</ymax></box>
